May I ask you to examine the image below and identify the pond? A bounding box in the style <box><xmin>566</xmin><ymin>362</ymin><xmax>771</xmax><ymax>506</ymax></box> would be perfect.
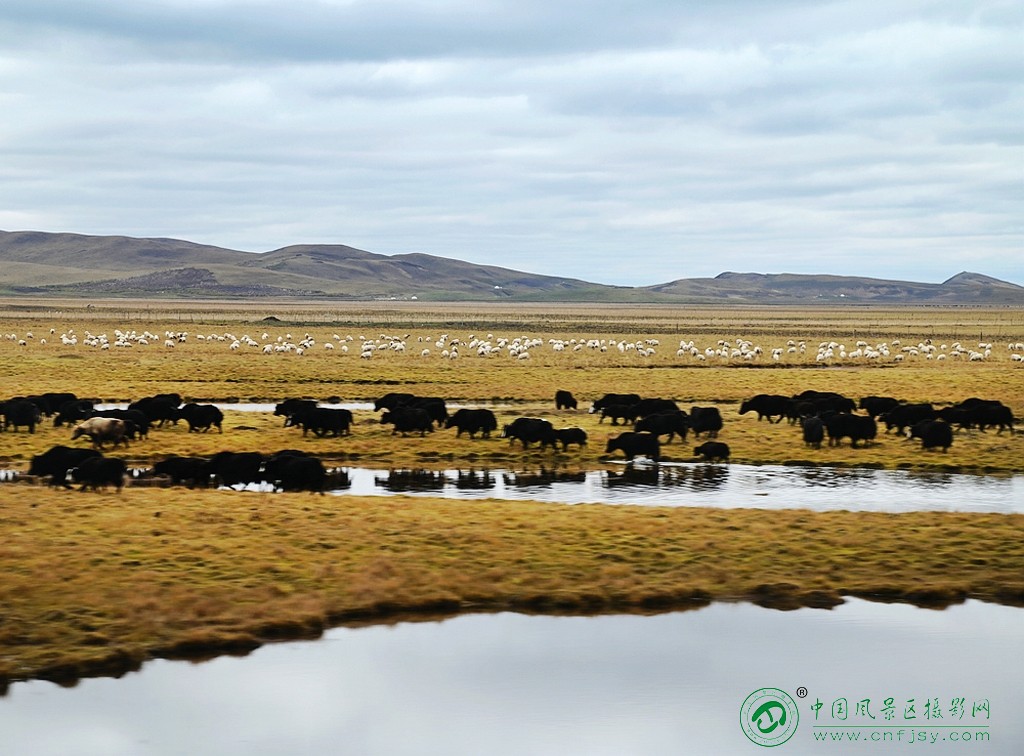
<box><xmin>1</xmin><ymin>599</ymin><xmax>1019</xmax><ymax>755</ymax></box>
<box><xmin>78</xmin><ymin>402</ymin><xmax>1024</xmax><ymax>514</ymax></box>
<box><xmin>329</xmin><ymin>463</ymin><xmax>1024</xmax><ymax>514</ymax></box>
<box><xmin>10</xmin><ymin>405</ymin><xmax>1021</xmax><ymax>752</ymax></box>
<box><xmin>5</xmin><ymin>462</ymin><xmax>1020</xmax><ymax>514</ymax></box>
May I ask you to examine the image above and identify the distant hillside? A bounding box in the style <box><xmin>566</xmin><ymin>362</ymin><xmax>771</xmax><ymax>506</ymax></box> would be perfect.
<box><xmin>644</xmin><ymin>271</ymin><xmax>1024</xmax><ymax>304</ymax></box>
<box><xmin>0</xmin><ymin>230</ymin><xmax>617</xmax><ymax>301</ymax></box>
<box><xmin>1</xmin><ymin>230</ymin><xmax>1021</xmax><ymax>304</ymax></box>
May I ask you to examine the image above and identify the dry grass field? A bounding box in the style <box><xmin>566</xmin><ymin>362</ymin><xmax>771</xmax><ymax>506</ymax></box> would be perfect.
<box><xmin>0</xmin><ymin>299</ymin><xmax>1022</xmax><ymax>690</ymax></box>
<box><xmin>1</xmin><ymin>299</ymin><xmax>1021</xmax><ymax>471</ymax></box>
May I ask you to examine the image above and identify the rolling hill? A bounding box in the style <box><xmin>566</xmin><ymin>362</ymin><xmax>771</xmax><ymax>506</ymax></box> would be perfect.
<box><xmin>643</xmin><ymin>270</ymin><xmax>1024</xmax><ymax>304</ymax></box>
<box><xmin>1</xmin><ymin>230</ymin><xmax>1021</xmax><ymax>304</ymax></box>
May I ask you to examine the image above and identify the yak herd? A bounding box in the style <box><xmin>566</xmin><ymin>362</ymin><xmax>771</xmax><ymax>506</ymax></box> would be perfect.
<box><xmin>0</xmin><ymin>386</ymin><xmax>1017</xmax><ymax>493</ymax></box>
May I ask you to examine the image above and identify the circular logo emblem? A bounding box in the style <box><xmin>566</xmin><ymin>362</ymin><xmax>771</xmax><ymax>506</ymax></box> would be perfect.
<box><xmin>740</xmin><ymin>688</ymin><xmax>800</xmax><ymax>747</ymax></box>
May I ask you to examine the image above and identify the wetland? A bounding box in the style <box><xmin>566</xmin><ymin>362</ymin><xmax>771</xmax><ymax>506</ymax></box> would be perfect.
<box><xmin>0</xmin><ymin>300</ymin><xmax>1021</xmax><ymax>695</ymax></box>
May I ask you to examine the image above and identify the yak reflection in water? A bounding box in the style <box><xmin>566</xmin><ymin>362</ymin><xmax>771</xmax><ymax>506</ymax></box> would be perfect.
<box><xmin>503</xmin><ymin>468</ymin><xmax>587</xmax><ymax>488</ymax></box>
<box><xmin>603</xmin><ymin>463</ymin><xmax>729</xmax><ymax>492</ymax></box>
<box><xmin>454</xmin><ymin>469</ymin><xmax>495</xmax><ymax>490</ymax></box>
<box><xmin>372</xmin><ymin>467</ymin><xmax>596</xmax><ymax>493</ymax></box>
<box><xmin>374</xmin><ymin>468</ymin><xmax>448</xmax><ymax>492</ymax></box>
<box><xmin>787</xmin><ymin>464</ymin><xmax>876</xmax><ymax>488</ymax></box>
<box><xmin>325</xmin><ymin>467</ymin><xmax>351</xmax><ymax>490</ymax></box>
<box><xmin>2</xmin><ymin>463</ymin><xmax>1020</xmax><ymax>512</ymax></box>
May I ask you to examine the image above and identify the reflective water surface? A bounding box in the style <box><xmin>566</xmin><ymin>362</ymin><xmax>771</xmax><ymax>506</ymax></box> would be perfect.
<box><xmin>336</xmin><ymin>464</ymin><xmax>1023</xmax><ymax>513</ymax></box>
<box><xmin>85</xmin><ymin>403</ymin><xmax>1024</xmax><ymax>514</ymax></box>
<box><xmin>1</xmin><ymin>599</ymin><xmax>1019</xmax><ymax>755</ymax></box>
<box><xmin>6</xmin><ymin>459</ymin><xmax>1022</xmax><ymax>514</ymax></box>
<box><xmin>19</xmin><ymin>403</ymin><xmax>1017</xmax><ymax>754</ymax></box>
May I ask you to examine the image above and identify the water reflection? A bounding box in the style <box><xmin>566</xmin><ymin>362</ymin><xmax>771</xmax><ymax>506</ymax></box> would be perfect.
<box><xmin>604</xmin><ymin>463</ymin><xmax>729</xmax><ymax>491</ymax></box>
<box><xmin>4</xmin><ymin>463</ymin><xmax>1021</xmax><ymax>514</ymax></box>
<box><xmin>1</xmin><ymin>600</ymin><xmax>1019</xmax><ymax>755</ymax></box>
<box><xmin>375</xmin><ymin>468</ymin><xmax>447</xmax><ymax>492</ymax></box>
<box><xmin>332</xmin><ymin>465</ymin><xmax>1024</xmax><ymax>514</ymax></box>
<box><xmin>788</xmin><ymin>465</ymin><xmax>879</xmax><ymax>488</ymax></box>
<box><xmin>604</xmin><ymin>465</ymin><xmax>662</xmax><ymax>487</ymax></box>
<box><xmin>325</xmin><ymin>468</ymin><xmax>351</xmax><ymax>490</ymax></box>
<box><xmin>503</xmin><ymin>468</ymin><xmax>587</xmax><ymax>488</ymax></box>
<box><xmin>453</xmin><ymin>469</ymin><xmax>495</xmax><ymax>490</ymax></box>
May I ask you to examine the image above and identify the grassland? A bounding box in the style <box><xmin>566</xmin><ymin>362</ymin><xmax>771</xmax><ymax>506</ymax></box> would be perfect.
<box><xmin>1</xmin><ymin>486</ymin><xmax>1022</xmax><ymax>692</ymax></box>
<box><xmin>0</xmin><ymin>300</ymin><xmax>1022</xmax><ymax>690</ymax></box>
<box><xmin>1</xmin><ymin>300</ymin><xmax>1021</xmax><ymax>472</ymax></box>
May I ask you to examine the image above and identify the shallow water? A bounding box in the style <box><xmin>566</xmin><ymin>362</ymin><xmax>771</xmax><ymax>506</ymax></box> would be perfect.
<box><xmin>8</xmin><ymin>406</ymin><xmax>1022</xmax><ymax>751</ymax></box>
<box><xmin>79</xmin><ymin>402</ymin><xmax>1024</xmax><ymax>514</ymax></box>
<box><xmin>329</xmin><ymin>463</ymin><xmax>1023</xmax><ymax>513</ymax></box>
<box><xmin>1</xmin><ymin>599</ymin><xmax>1018</xmax><ymax>755</ymax></box>
<box><xmin>6</xmin><ymin>462</ymin><xmax>1021</xmax><ymax>514</ymax></box>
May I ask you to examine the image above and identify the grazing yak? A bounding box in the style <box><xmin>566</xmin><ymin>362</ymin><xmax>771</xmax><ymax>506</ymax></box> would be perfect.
<box><xmin>935</xmin><ymin>406</ymin><xmax>975</xmax><ymax>431</ymax></box>
<box><xmin>605</xmin><ymin>431</ymin><xmax>660</xmax><ymax>462</ymax></box>
<box><xmin>372</xmin><ymin>394</ymin><xmax>447</xmax><ymax>425</ymax></box>
<box><xmin>554</xmin><ymin>427</ymin><xmax>588</xmax><ymax>450</ymax></box>
<box><xmin>631</xmin><ymin>398</ymin><xmax>680</xmax><ymax>419</ymax></box>
<box><xmin>29</xmin><ymin>445</ymin><xmax>102</xmax><ymax>487</ymax></box>
<box><xmin>445</xmin><ymin>408</ymin><xmax>498</xmax><ymax>438</ymax></box>
<box><xmin>590</xmin><ymin>393</ymin><xmax>641</xmax><ymax>414</ymax></box>
<box><xmin>858</xmin><ymin>396</ymin><xmax>901</xmax><ymax>419</ymax></box>
<box><xmin>71</xmin><ymin>456</ymin><xmax>128</xmax><ymax>492</ymax></box>
<box><xmin>128</xmin><ymin>395</ymin><xmax>182</xmax><ymax>427</ymax></box>
<box><xmin>1</xmin><ymin>398</ymin><xmax>42</xmax><ymax>433</ymax></box>
<box><xmin>151</xmin><ymin>456</ymin><xmax>211</xmax><ymax>488</ymax></box>
<box><xmin>502</xmin><ymin>417</ymin><xmax>556</xmax><ymax>448</ymax></box>
<box><xmin>786</xmin><ymin>400</ymin><xmax>818</xmax><ymax>425</ymax></box>
<box><xmin>381</xmin><ymin>407</ymin><xmax>434</xmax><ymax>436</ymax></box>
<box><xmin>635</xmin><ymin>411</ymin><xmax>689</xmax><ymax>442</ymax></box>
<box><xmin>205</xmin><ymin>451</ymin><xmax>265</xmax><ymax>489</ymax></box>
<box><xmin>274</xmin><ymin>398</ymin><xmax>318</xmax><ymax>425</ymax></box>
<box><xmin>94</xmin><ymin>408</ymin><xmax>149</xmax><ymax>439</ymax></box>
<box><xmin>739</xmin><ymin>394</ymin><xmax>790</xmax><ymax>423</ymax></box>
<box><xmin>373</xmin><ymin>392</ymin><xmax>417</xmax><ymax>411</ymax></box>
<box><xmin>693</xmin><ymin>441</ymin><xmax>730</xmax><ymax>462</ymax></box>
<box><xmin>878</xmin><ymin>403</ymin><xmax>935</xmax><ymax>434</ymax></box>
<box><xmin>53</xmin><ymin>399</ymin><xmax>95</xmax><ymax>427</ymax></box>
<box><xmin>823</xmin><ymin>413</ymin><xmax>877</xmax><ymax>448</ymax></box>
<box><xmin>404</xmin><ymin>397</ymin><xmax>449</xmax><ymax>426</ymax></box>
<box><xmin>801</xmin><ymin>416</ymin><xmax>825</xmax><ymax>449</ymax></box>
<box><xmin>555</xmin><ymin>390</ymin><xmax>578</xmax><ymax>410</ymax></box>
<box><xmin>71</xmin><ymin>417</ymin><xmax>130</xmax><ymax>449</ymax></box>
<box><xmin>689</xmin><ymin>406</ymin><xmax>724</xmax><ymax>438</ymax></box>
<box><xmin>285</xmin><ymin>406</ymin><xmax>352</xmax><ymax>437</ymax></box>
<box><xmin>793</xmin><ymin>390</ymin><xmax>857</xmax><ymax>415</ymax></box>
<box><xmin>264</xmin><ymin>451</ymin><xmax>327</xmax><ymax>493</ymax></box>
<box><xmin>598</xmin><ymin>403</ymin><xmax>637</xmax><ymax>425</ymax></box>
<box><xmin>36</xmin><ymin>392</ymin><xmax>79</xmax><ymax>417</ymax></box>
<box><xmin>942</xmin><ymin>398</ymin><xmax>1015</xmax><ymax>434</ymax></box>
<box><xmin>908</xmin><ymin>419</ymin><xmax>954</xmax><ymax>452</ymax></box>
<box><xmin>177</xmin><ymin>403</ymin><xmax>224</xmax><ymax>433</ymax></box>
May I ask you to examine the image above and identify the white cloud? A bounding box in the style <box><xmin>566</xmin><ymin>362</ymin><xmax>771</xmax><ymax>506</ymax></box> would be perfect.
<box><xmin>0</xmin><ymin>0</ymin><xmax>1019</xmax><ymax>286</ymax></box>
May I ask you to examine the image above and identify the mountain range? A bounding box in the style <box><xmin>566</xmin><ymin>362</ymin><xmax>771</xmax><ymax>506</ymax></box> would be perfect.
<box><xmin>1</xmin><ymin>230</ymin><xmax>1021</xmax><ymax>304</ymax></box>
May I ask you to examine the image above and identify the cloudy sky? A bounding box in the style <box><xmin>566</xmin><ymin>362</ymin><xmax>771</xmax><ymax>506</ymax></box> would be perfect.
<box><xmin>1</xmin><ymin>0</ymin><xmax>1020</xmax><ymax>286</ymax></box>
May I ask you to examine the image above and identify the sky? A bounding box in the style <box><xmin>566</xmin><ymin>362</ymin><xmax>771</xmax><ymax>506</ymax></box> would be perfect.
<box><xmin>0</xmin><ymin>0</ymin><xmax>1020</xmax><ymax>287</ymax></box>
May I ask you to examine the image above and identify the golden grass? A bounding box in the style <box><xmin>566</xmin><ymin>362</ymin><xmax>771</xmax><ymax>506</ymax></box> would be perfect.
<box><xmin>0</xmin><ymin>485</ymin><xmax>1021</xmax><ymax>690</ymax></box>
<box><xmin>0</xmin><ymin>301</ymin><xmax>1021</xmax><ymax>471</ymax></box>
<box><xmin>0</xmin><ymin>300</ymin><xmax>1022</xmax><ymax>689</ymax></box>
<box><xmin>0</xmin><ymin>397</ymin><xmax>1020</xmax><ymax>475</ymax></box>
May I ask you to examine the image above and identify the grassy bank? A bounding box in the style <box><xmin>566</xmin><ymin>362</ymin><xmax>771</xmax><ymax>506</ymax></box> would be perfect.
<box><xmin>2</xmin><ymin>398</ymin><xmax>1022</xmax><ymax>475</ymax></box>
<box><xmin>1</xmin><ymin>486</ymin><xmax>1022</xmax><ymax>691</ymax></box>
<box><xmin>1</xmin><ymin>302</ymin><xmax>1021</xmax><ymax>691</ymax></box>
<box><xmin>1</xmin><ymin>304</ymin><xmax>1022</xmax><ymax>406</ymax></box>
